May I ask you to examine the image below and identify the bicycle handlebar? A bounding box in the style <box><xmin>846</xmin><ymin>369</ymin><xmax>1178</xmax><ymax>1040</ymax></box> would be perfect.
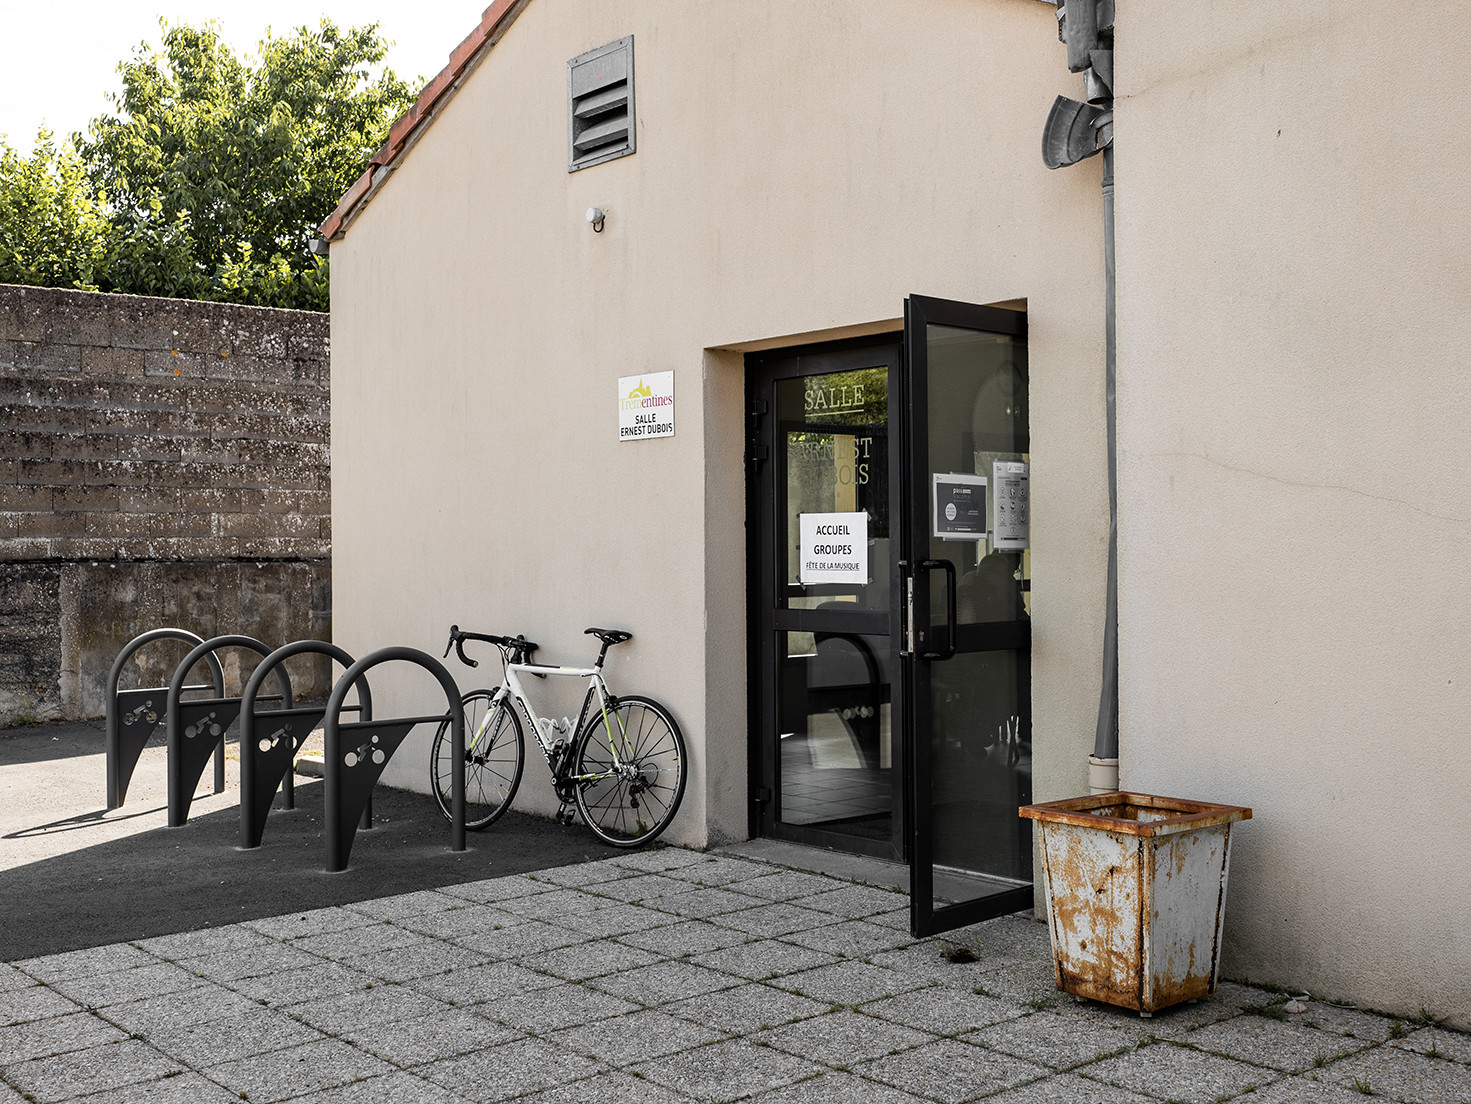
<box><xmin>444</xmin><ymin>625</ymin><xmax>540</xmax><ymax>668</ymax></box>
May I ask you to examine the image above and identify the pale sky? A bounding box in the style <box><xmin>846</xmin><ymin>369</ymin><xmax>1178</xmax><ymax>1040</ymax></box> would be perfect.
<box><xmin>0</xmin><ymin>2</ymin><xmax>490</xmax><ymax>151</ymax></box>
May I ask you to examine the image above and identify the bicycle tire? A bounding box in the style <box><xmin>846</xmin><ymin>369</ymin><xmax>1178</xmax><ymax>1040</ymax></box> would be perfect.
<box><xmin>431</xmin><ymin>689</ymin><xmax>524</xmax><ymax>829</ymax></box>
<box><xmin>572</xmin><ymin>694</ymin><xmax>686</xmax><ymax>847</ymax></box>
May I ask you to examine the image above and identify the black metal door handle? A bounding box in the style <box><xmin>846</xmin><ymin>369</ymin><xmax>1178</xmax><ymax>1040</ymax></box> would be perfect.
<box><xmin>919</xmin><ymin>558</ymin><xmax>957</xmax><ymax>661</ymax></box>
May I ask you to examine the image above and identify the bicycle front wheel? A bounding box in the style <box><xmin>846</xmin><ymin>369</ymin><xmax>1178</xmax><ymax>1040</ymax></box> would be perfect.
<box><xmin>572</xmin><ymin>694</ymin><xmax>686</xmax><ymax>847</ymax></box>
<box><xmin>431</xmin><ymin>690</ymin><xmax>524</xmax><ymax>829</ymax></box>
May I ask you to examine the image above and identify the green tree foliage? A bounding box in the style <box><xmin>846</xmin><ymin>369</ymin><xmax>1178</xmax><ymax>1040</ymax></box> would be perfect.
<box><xmin>0</xmin><ymin>20</ymin><xmax>416</xmax><ymax>311</ymax></box>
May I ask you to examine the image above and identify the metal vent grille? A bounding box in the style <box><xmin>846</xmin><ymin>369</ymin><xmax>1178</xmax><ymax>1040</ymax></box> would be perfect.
<box><xmin>568</xmin><ymin>36</ymin><xmax>635</xmax><ymax>172</ymax></box>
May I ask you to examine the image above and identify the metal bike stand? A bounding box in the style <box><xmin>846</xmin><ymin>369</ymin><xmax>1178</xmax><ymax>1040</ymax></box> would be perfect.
<box><xmin>166</xmin><ymin>635</ymin><xmax>289</xmax><ymax>828</ymax></box>
<box><xmin>238</xmin><ymin>640</ymin><xmax>373</xmax><ymax>850</ymax></box>
<box><xmin>105</xmin><ymin>628</ymin><xmax>224</xmax><ymax>810</ymax></box>
<box><xmin>322</xmin><ymin>647</ymin><xmax>464</xmax><ymax>872</ymax></box>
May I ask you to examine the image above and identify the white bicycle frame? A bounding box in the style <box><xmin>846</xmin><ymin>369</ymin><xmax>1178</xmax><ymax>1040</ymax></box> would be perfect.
<box><xmin>480</xmin><ymin>659</ymin><xmax>632</xmax><ymax>774</ymax></box>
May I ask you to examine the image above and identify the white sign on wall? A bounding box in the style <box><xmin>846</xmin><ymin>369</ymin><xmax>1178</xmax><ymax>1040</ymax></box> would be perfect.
<box><xmin>618</xmin><ymin>371</ymin><xmax>675</xmax><ymax>440</ymax></box>
<box><xmin>798</xmin><ymin>512</ymin><xmax>869</xmax><ymax>585</ymax></box>
<box><xmin>992</xmin><ymin>460</ymin><xmax>1030</xmax><ymax>551</ymax></box>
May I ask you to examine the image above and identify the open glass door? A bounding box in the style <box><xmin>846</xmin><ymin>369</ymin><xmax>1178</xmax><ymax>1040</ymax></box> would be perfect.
<box><xmin>903</xmin><ymin>294</ymin><xmax>1034</xmax><ymax>937</ymax></box>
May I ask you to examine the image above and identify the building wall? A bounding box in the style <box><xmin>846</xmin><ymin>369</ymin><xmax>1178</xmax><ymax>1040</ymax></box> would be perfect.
<box><xmin>330</xmin><ymin>0</ymin><xmax>1108</xmax><ymax>845</ymax></box>
<box><xmin>1117</xmin><ymin>5</ymin><xmax>1471</xmax><ymax>1025</ymax></box>
<box><xmin>0</xmin><ymin>285</ymin><xmax>333</xmax><ymax>721</ymax></box>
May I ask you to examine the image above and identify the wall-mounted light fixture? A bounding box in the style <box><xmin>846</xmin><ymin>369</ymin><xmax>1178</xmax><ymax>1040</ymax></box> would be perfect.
<box><xmin>586</xmin><ymin>206</ymin><xmax>606</xmax><ymax>233</ymax></box>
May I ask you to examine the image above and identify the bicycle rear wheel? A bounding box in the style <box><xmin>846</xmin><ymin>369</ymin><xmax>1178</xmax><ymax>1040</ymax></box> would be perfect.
<box><xmin>431</xmin><ymin>689</ymin><xmax>524</xmax><ymax>829</ymax></box>
<box><xmin>572</xmin><ymin>694</ymin><xmax>686</xmax><ymax>847</ymax></box>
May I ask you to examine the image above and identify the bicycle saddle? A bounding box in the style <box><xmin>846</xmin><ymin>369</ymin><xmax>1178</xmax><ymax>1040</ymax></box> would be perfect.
<box><xmin>584</xmin><ymin>627</ymin><xmax>633</xmax><ymax>646</ymax></box>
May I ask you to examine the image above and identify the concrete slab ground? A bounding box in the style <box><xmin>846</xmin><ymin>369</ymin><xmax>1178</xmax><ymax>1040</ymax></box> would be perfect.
<box><xmin>3</xmin><ymin>722</ymin><xmax>1468</xmax><ymax>1102</ymax></box>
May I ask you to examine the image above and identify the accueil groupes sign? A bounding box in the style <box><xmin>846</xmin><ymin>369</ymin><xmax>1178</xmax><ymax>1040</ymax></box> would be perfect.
<box><xmin>618</xmin><ymin>371</ymin><xmax>675</xmax><ymax>440</ymax></box>
<box><xmin>798</xmin><ymin>512</ymin><xmax>869</xmax><ymax>585</ymax></box>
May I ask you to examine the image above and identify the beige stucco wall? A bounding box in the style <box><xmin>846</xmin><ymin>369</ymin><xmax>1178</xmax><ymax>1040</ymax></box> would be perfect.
<box><xmin>1117</xmin><ymin>4</ymin><xmax>1471</xmax><ymax>1025</ymax></box>
<box><xmin>330</xmin><ymin>0</ymin><xmax>1106</xmax><ymax>849</ymax></box>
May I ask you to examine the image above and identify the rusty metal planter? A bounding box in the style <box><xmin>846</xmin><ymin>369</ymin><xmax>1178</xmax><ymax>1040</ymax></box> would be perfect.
<box><xmin>1019</xmin><ymin>792</ymin><xmax>1251</xmax><ymax>1015</ymax></box>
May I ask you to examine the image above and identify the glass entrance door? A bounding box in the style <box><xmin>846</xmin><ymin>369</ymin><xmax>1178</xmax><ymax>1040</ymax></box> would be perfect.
<box><xmin>903</xmin><ymin>294</ymin><xmax>1034</xmax><ymax>936</ymax></box>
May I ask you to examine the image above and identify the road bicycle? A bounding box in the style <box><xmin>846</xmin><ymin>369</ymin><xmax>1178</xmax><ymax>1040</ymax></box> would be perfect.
<box><xmin>433</xmin><ymin>625</ymin><xmax>687</xmax><ymax>847</ymax></box>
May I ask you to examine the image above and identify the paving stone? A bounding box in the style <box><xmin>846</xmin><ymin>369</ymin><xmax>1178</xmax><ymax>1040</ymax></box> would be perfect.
<box><xmin>616</xmin><ymin>919</ymin><xmax>751</xmax><ymax>958</ymax></box>
<box><xmin>182</xmin><ymin>941</ymin><xmax>324</xmax><ymax>983</ymax></box>
<box><xmin>0</xmin><ymin>965</ymin><xmax>34</xmax><ymax>992</ymax></box>
<box><xmin>1389</xmin><ymin>1024</ymin><xmax>1471</xmax><ymax>1063</ymax></box>
<box><xmin>588</xmin><ymin>959</ymin><xmax>742</xmax><ymax>1007</ymax></box>
<box><xmin>0</xmin><ymin>984</ymin><xmax>80</xmax><ymax>1025</ymax></box>
<box><xmin>771</xmin><ymin>961</ymin><xmax>930</xmax><ymax>1006</ymax></box>
<box><xmin>3</xmin><ymin>1037</ymin><xmax>179</xmax><ymax>1101</ymax></box>
<box><xmin>142</xmin><ymin>1005</ymin><xmax>325</xmax><ymax>1066</ymax></box>
<box><xmin>942</xmin><ymin>914</ymin><xmax>1053</xmax><ymax>966</ymax></box>
<box><xmin>343</xmin><ymin>888</ymin><xmax>469</xmax><ymax>921</ymax></box>
<box><xmin>98</xmin><ymin>984</ymin><xmax>260</xmax><ymax>1034</ymax></box>
<box><xmin>496</xmin><ymin>887</ymin><xmax>614</xmax><ymax>921</ymax></box>
<box><xmin>782</xmin><ymin>918</ymin><xmax>918</xmax><ymax>958</ymax></box>
<box><xmin>514</xmin><ymin>1070</ymin><xmax>693</xmax><ymax>1103</ymax></box>
<box><xmin>285</xmin><ymin>983</ymin><xmax>452</xmax><ymax>1034</ymax></box>
<box><xmin>709</xmin><ymin>902</ymin><xmax>835</xmax><ymax>939</ymax></box>
<box><xmin>754</xmin><ymin>1008</ymin><xmax>935</xmax><ymax>1067</ymax></box>
<box><xmin>1228</xmin><ymin>1073</ymin><xmax>1393</xmax><ymax>1103</ymax></box>
<box><xmin>867</xmin><ymin>907</ymin><xmax>914</xmax><ymax>931</ymax></box>
<box><xmin>243</xmin><ymin>905</ymin><xmax>370</xmax><ymax>941</ymax></box>
<box><xmin>204</xmin><ymin>1036</ymin><xmax>396</xmax><ymax>1103</ymax></box>
<box><xmin>860</xmin><ymin>985</ymin><xmax>1028</xmax><ymax>1036</ymax></box>
<box><xmin>547</xmin><ymin>1007</ymin><xmax>726</xmax><ymax>1065</ymax></box>
<box><xmin>589</xmin><ymin>873</ymin><xmax>703</xmax><ymax>903</ymax></box>
<box><xmin>438</xmin><ymin>873</ymin><xmax>558</xmax><ymax>904</ymax></box>
<box><xmin>651</xmin><ymin>886</ymin><xmax>767</xmax><ymax>920</ymax></box>
<box><xmin>690</xmin><ymin>938</ymin><xmax>839</xmax><ymax>981</ymax></box>
<box><xmin>227</xmin><ymin>960</ymin><xmax>372</xmax><ymax>1006</ymax></box>
<box><xmin>44</xmin><ymin>962</ymin><xmax>199</xmax><ymax>1009</ymax></box>
<box><xmin>737</xmin><ymin>870</ymin><xmax>852</xmax><ymax>903</ymax></box>
<box><xmin>0</xmin><ymin>1012</ymin><xmax>127</xmax><ymax>1064</ymax></box>
<box><xmin>964</xmin><ymin>1010</ymin><xmax>1145</xmax><ymax>1071</ymax></box>
<box><xmin>292</xmin><ymin>921</ymin><xmax>431</xmax><ymax>961</ymax></box>
<box><xmin>342</xmin><ymin>938</ymin><xmax>482</xmax><ymax>983</ymax></box>
<box><xmin>608</xmin><ymin>848</ymin><xmax>709</xmax><ymax>874</ymax></box>
<box><xmin>1184</xmin><ymin>1013</ymin><xmax>1372</xmax><ymax>1073</ymax></box>
<box><xmin>134</xmin><ymin>925</ymin><xmax>278</xmax><ymax>961</ymax></box>
<box><xmin>404</xmin><ymin>960</ymin><xmax>563</xmax><ymax>1008</ymax></box>
<box><xmin>1083</xmin><ymin>1041</ymin><xmax>1282</xmax><ymax>1103</ymax></box>
<box><xmin>744</xmin><ymin>1070</ymin><xmax>936</xmax><ymax>1103</ymax></box>
<box><xmin>299</xmin><ymin>1069</ymin><xmax>477</xmax><ymax>1104</ymax></box>
<box><xmin>534</xmin><ymin>938</ymin><xmax>663</xmax><ymax>982</ymax></box>
<box><xmin>482</xmin><ymin>980</ymin><xmax>641</xmax><ymax>1032</ymax></box>
<box><xmin>395</xmin><ymin>904</ymin><xmax>528</xmax><ymax>940</ymax></box>
<box><xmin>663</xmin><ymin>982</ymin><xmax>832</xmax><ymax>1035</ymax></box>
<box><xmin>855</xmin><ymin>1037</ymin><xmax>1052</xmax><ymax>1102</ymax></box>
<box><xmin>631</xmin><ymin>1036</ymin><xmax>826</xmax><ymax>1103</ymax></box>
<box><xmin>530</xmin><ymin>861</ymin><xmax>634</xmax><ymax>888</ymax></box>
<box><xmin>981</xmin><ymin>1071</ymin><xmax>1161</xmax><ymax>1103</ymax></box>
<box><xmin>66</xmin><ymin>1071</ymin><xmax>241</xmax><ymax>1104</ymax></box>
<box><xmin>1287</xmin><ymin>1002</ymin><xmax>1403</xmax><ymax>1043</ymax></box>
<box><xmin>14</xmin><ymin>944</ymin><xmax>158</xmax><ymax>983</ymax></box>
<box><xmin>789</xmin><ymin>884</ymin><xmax>906</xmax><ymax>919</ymax></box>
<box><xmin>1323</xmin><ymin>1044</ymin><xmax>1471</xmax><ymax>1102</ymax></box>
<box><xmin>963</xmin><ymin>958</ymin><xmax>1063</xmax><ymax>1005</ymax></box>
<box><xmin>452</xmin><ymin>919</ymin><xmax>584</xmax><ymax>960</ymax></box>
<box><xmin>553</xmin><ymin>902</ymin><xmax>677</xmax><ymax>939</ymax></box>
<box><xmin>340</xmin><ymin>1006</ymin><xmax>520</xmax><ymax>1066</ymax></box>
<box><xmin>1208</xmin><ymin>981</ymin><xmax>1293</xmax><ymax>1013</ymax></box>
<box><xmin>420</xmin><ymin>1035</ymin><xmax>607</xmax><ymax>1102</ymax></box>
<box><xmin>666</xmin><ymin>856</ymin><xmax>775</xmax><ymax>887</ymax></box>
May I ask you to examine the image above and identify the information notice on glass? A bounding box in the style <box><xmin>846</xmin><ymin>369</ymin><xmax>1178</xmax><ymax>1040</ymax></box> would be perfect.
<box><xmin>932</xmin><ymin>473</ymin><xmax>987</xmax><ymax>540</ymax></box>
<box><xmin>992</xmin><ymin>460</ymin><xmax>1029</xmax><ymax>551</ymax></box>
<box><xmin>798</xmin><ymin>512</ymin><xmax>869</xmax><ymax>585</ymax></box>
<box><xmin>617</xmin><ymin>371</ymin><xmax>675</xmax><ymax>440</ymax></box>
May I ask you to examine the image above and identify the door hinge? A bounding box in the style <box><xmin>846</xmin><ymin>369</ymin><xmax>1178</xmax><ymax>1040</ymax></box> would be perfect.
<box><xmin>746</xmin><ymin>398</ymin><xmax>770</xmax><ymax>470</ymax></box>
<box><xmin>754</xmin><ymin>786</ymin><xmax>772</xmax><ymax>804</ymax></box>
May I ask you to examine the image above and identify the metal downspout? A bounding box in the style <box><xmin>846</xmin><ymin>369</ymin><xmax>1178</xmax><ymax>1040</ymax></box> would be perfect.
<box><xmin>1093</xmin><ymin>143</ymin><xmax>1119</xmax><ymax>775</ymax></box>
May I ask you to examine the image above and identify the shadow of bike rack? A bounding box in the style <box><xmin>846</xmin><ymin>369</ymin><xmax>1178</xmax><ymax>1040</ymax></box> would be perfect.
<box><xmin>106</xmin><ymin>628</ymin><xmax>225</xmax><ymax>810</ymax></box>
<box><xmin>322</xmin><ymin>646</ymin><xmax>464</xmax><ymax>872</ymax></box>
<box><xmin>239</xmin><ymin>640</ymin><xmax>373</xmax><ymax>850</ymax></box>
<box><xmin>167</xmin><ymin>635</ymin><xmax>290</xmax><ymax>828</ymax></box>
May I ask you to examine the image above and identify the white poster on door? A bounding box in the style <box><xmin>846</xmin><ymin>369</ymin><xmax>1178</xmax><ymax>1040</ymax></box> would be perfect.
<box><xmin>992</xmin><ymin>460</ymin><xmax>1029</xmax><ymax>551</ymax></box>
<box><xmin>798</xmin><ymin>512</ymin><xmax>869</xmax><ymax>585</ymax></box>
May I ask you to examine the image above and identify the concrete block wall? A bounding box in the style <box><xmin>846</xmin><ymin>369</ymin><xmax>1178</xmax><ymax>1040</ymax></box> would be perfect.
<box><xmin>0</xmin><ymin>284</ymin><xmax>332</xmax><ymax>724</ymax></box>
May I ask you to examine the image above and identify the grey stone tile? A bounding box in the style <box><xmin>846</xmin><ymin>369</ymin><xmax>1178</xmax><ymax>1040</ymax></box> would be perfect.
<box><xmin>690</xmin><ymin>938</ymin><xmax>839</xmax><ymax>981</ymax></box>
<box><xmin>588</xmin><ymin>959</ymin><xmax>742</xmax><ymax>1007</ymax></box>
<box><xmin>243</xmin><ymin>905</ymin><xmax>369</xmax><ymax>940</ymax></box>
<box><xmin>438</xmin><ymin>873</ymin><xmax>558</xmax><ymax>904</ymax></box>
<box><xmin>738</xmin><ymin>870</ymin><xmax>851</xmax><ymax>903</ymax></box>
<box><xmin>982</xmin><ymin>1072</ymin><xmax>1161</xmax><ymax>1103</ymax></box>
<box><xmin>1230</xmin><ymin>1073</ymin><xmax>1393</xmax><ymax>1103</ymax></box>
<box><xmin>616</xmin><ymin>919</ymin><xmax>751</xmax><ymax>958</ymax></box>
<box><xmin>867</xmin><ymin>907</ymin><xmax>914</xmax><ymax>932</ymax></box>
<box><xmin>861</xmin><ymin>986</ymin><xmax>1029</xmax><ymax>1037</ymax></box>
<box><xmin>709</xmin><ymin>902</ymin><xmax>835</xmax><ymax>939</ymax></box>
<box><xmin>1184</xmin><ymin>1014</ymin><xmax>1372</xmax><ymax>1073</ymax></box>
<box><xmin>205</xmin><ymin>1037</ymin><xmax>396</xmax><ymax>1103</ymax></box>
<box><xmin>341</xmin><ymin>1007</ymin><xmax>520</xmax><ymax>1066</ymax></box>
<box><xmin>964</xmin><ymin>1010</ymin><xmax>1145</xmax><ymax>1071</ymax></box>
<box><xmin>755</xmin><ymin>1008</ymin><xmax>935</xmax><ymax>1066</ymax></box>
<box><xmin>144</xmin><ymin>1006</ymin><xmax>325</xmax><ymax>1066</ymax></box>
<box><xmin>547</xmin><ymin>1007</ymin><xmax>727</xmax><ymax>1065</ymax></box>
<box><xmin>586</xmin><ymin>873</ymin><xmax>694</xmax><ymax>903</ymax></box>
<box><xmin>631</xmin><ymin>1037</ymin><xmax>826</xmax><ymax>1103</ymax></box>
<box><xmin>609</xmin><ymin>847</ymin><xmax>708</xmax><ymax>874</ymax></box>
<box><xmin>496</xmin><ymin>887</ymin><xmax>611</xmax><ymax>921</ymax></box>
<box><xmin>782</xmin><ymin>918</ymin><xmax>918</xmax><ymax>958</ymax></box>
<box><xmin>1323</xmin><ymin>1045</ymin><xmax>1471</xmax><ymax>1102</ymax></box>
<box><xmin>285</xmin><ymin>983</ymin><xmax>452</xmax><ymax>1033</ymax></box>
<box><xmin>554</xmin><ymin>902</ymin><xmax>678</xmax><ymax>939</ymax></box>
<box><xmin>395</xmin><ymin>903</ymin><xmax>527</xmax><ymax>940</ymax></box>
<box><xmin>941</xmin><ymin>913</ymin><xmax>1053</xmax><ymax>967</ymax></box>
<box><xmin>1084</xmin><ymin>1041</ymin><xmax>1282</xmax><ymax>1102</ymax></box>
<box><xmin>651</xmin><ymin>886</ymin><xmax>766</xmax><ymax>920</ymax></box>
<box><xmin>771</xmin><ymin>961</ymin><xmax>930</xmax><ymax>1007</ymax></box>
<box><xmin>67</xmin><ymin>1071</ymin><xmax>240</xmax><ymax>1104</ymax></box>
<box><xmin>341</xmin><ymin>938</ymin><xmax>483</xmax><ymax>983</ymax></box>
<box><xmin>98</xmin><ymin>983</ymin><xmax>260</xmax><ymax>1034</ymax></box>
<box><xmin>45</xmin><ymin>962</ymin><xmax>200</xmax><ymax>1009</ymax></box>
<box><xmin>3</xmin><ymin>1037</ymin><xmax>179</xmax><ymax>1101</ymax></box>
<box><xmin>530</xmin><ymin>860</ymin><xmax>633</xmax><ymax>888</ymax></box>
<box><xmin>183</xmin><ymin>941</ymin><xmax>324</xmax><ymax>983</ymax></box>
<box><xmin>452</xmin><ymin>919</ymin><xmax>585</xmax><ymax>960</ymax></box>
<box><xmin>227</xmin><ymin>960</ymin><xmax>372</xmax><ymax>1006</ymax></box>
<box><xmin>790</xmin><ymin>884</ymin><xmax>907</xmax><ymax>919</ymax></box>
<box><xmin>663</xmin><ymin>982</ymin><xmax>833</xmax><ymax>1035</ymax></box>
<box><xmin>420</xmin><ymin>1035</ymin><xmax>607</xmax><ymax>1102</ymax></box>
<box><xmin>0</xmin><ymin>965</ymin><xmax>35</xmax><ymax>992</ymax></box>
<box><xmin>0</xmin><ymin>1012</ymin><xmax>127</xmax><ymax>1064</ymax></box>
<box><xmin>534</xmin><ymin>938</ymin><xmax>663</xmax><ymax>982</ymax></box>
<box><xmin>292</xmin><ymin>921</ymin><xmax>430</xmax><ymax>961</ymax></box>
<box><xmin>667</xmin><ymin>856</ymin><xmax>775</xmax><ymax>887</ymax></box>
<box><xmin>965</xmin><ymin>959</ymin><xmax>1063</xmax><ymax>1005</ymax></box>
<box><xmin>134</xmin><ymin>925</ymin><xmax>278</xmax><ymax>962</ymax></box>
<box><xmin>14</xmin><ymin>943</ymin><xmax>159</xmax><ymax>983</ymax></box>
<box><xmin>745</xmin><ymin>1070</ymin><xmax>935</xmax><ymax>1103</ymax></box>
<box><xmin>404</xmin><ymin>960</ymin><xmax>562</xmax><ymax>1008</ymax></box>
<box><xmin>300</xmin><ymin>1069</ymin><xmax>477</xmax><ymax>1104</ymax></box>
<box><xmin>1209</xmin><ymin>981</ymin><xmax>1294</xmax><ymax>1013</ymax></box>
<box><xmin>514</xmin><ymin>1070</ymin><xmax>693</xmax><ymax>1103</ymax></box>
<box><xmin>482</xmin><ymin>980</ymin><xmax>642</xmax><ymax>1032</ymax></box>
<box><xmin>1288</xmin><ymin>1003</ymin><xmax>1403</xmax><ymax>1044</ymax></box>
<box><xmin>0</xmin><ymin>1082</ymin><xmax>22</xmax><ymax>1104</ymax></box>
<box><xmin>855</xmin><ymin>1037</ymin><xmax>1052</xmax><ymax>1102</ymax></box>
<box><xmin>1389</xmin><ymin>1024</ymin><xmax>1471</xmax><ymax>1063</ymax></box>
<box><xmin>869</xmin><ymin>942</ymin><xmax>1002</xmax><ymax>989</ymax></box>
<box><xmin>0</xmin><ymin>984</ymin><xmax>81</xmax><ymax>1025</ymax></box>
<box><xmin>343</xmin><ymin>888</ymin><xmax>469</xmax><ymax>921</ymax></box>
